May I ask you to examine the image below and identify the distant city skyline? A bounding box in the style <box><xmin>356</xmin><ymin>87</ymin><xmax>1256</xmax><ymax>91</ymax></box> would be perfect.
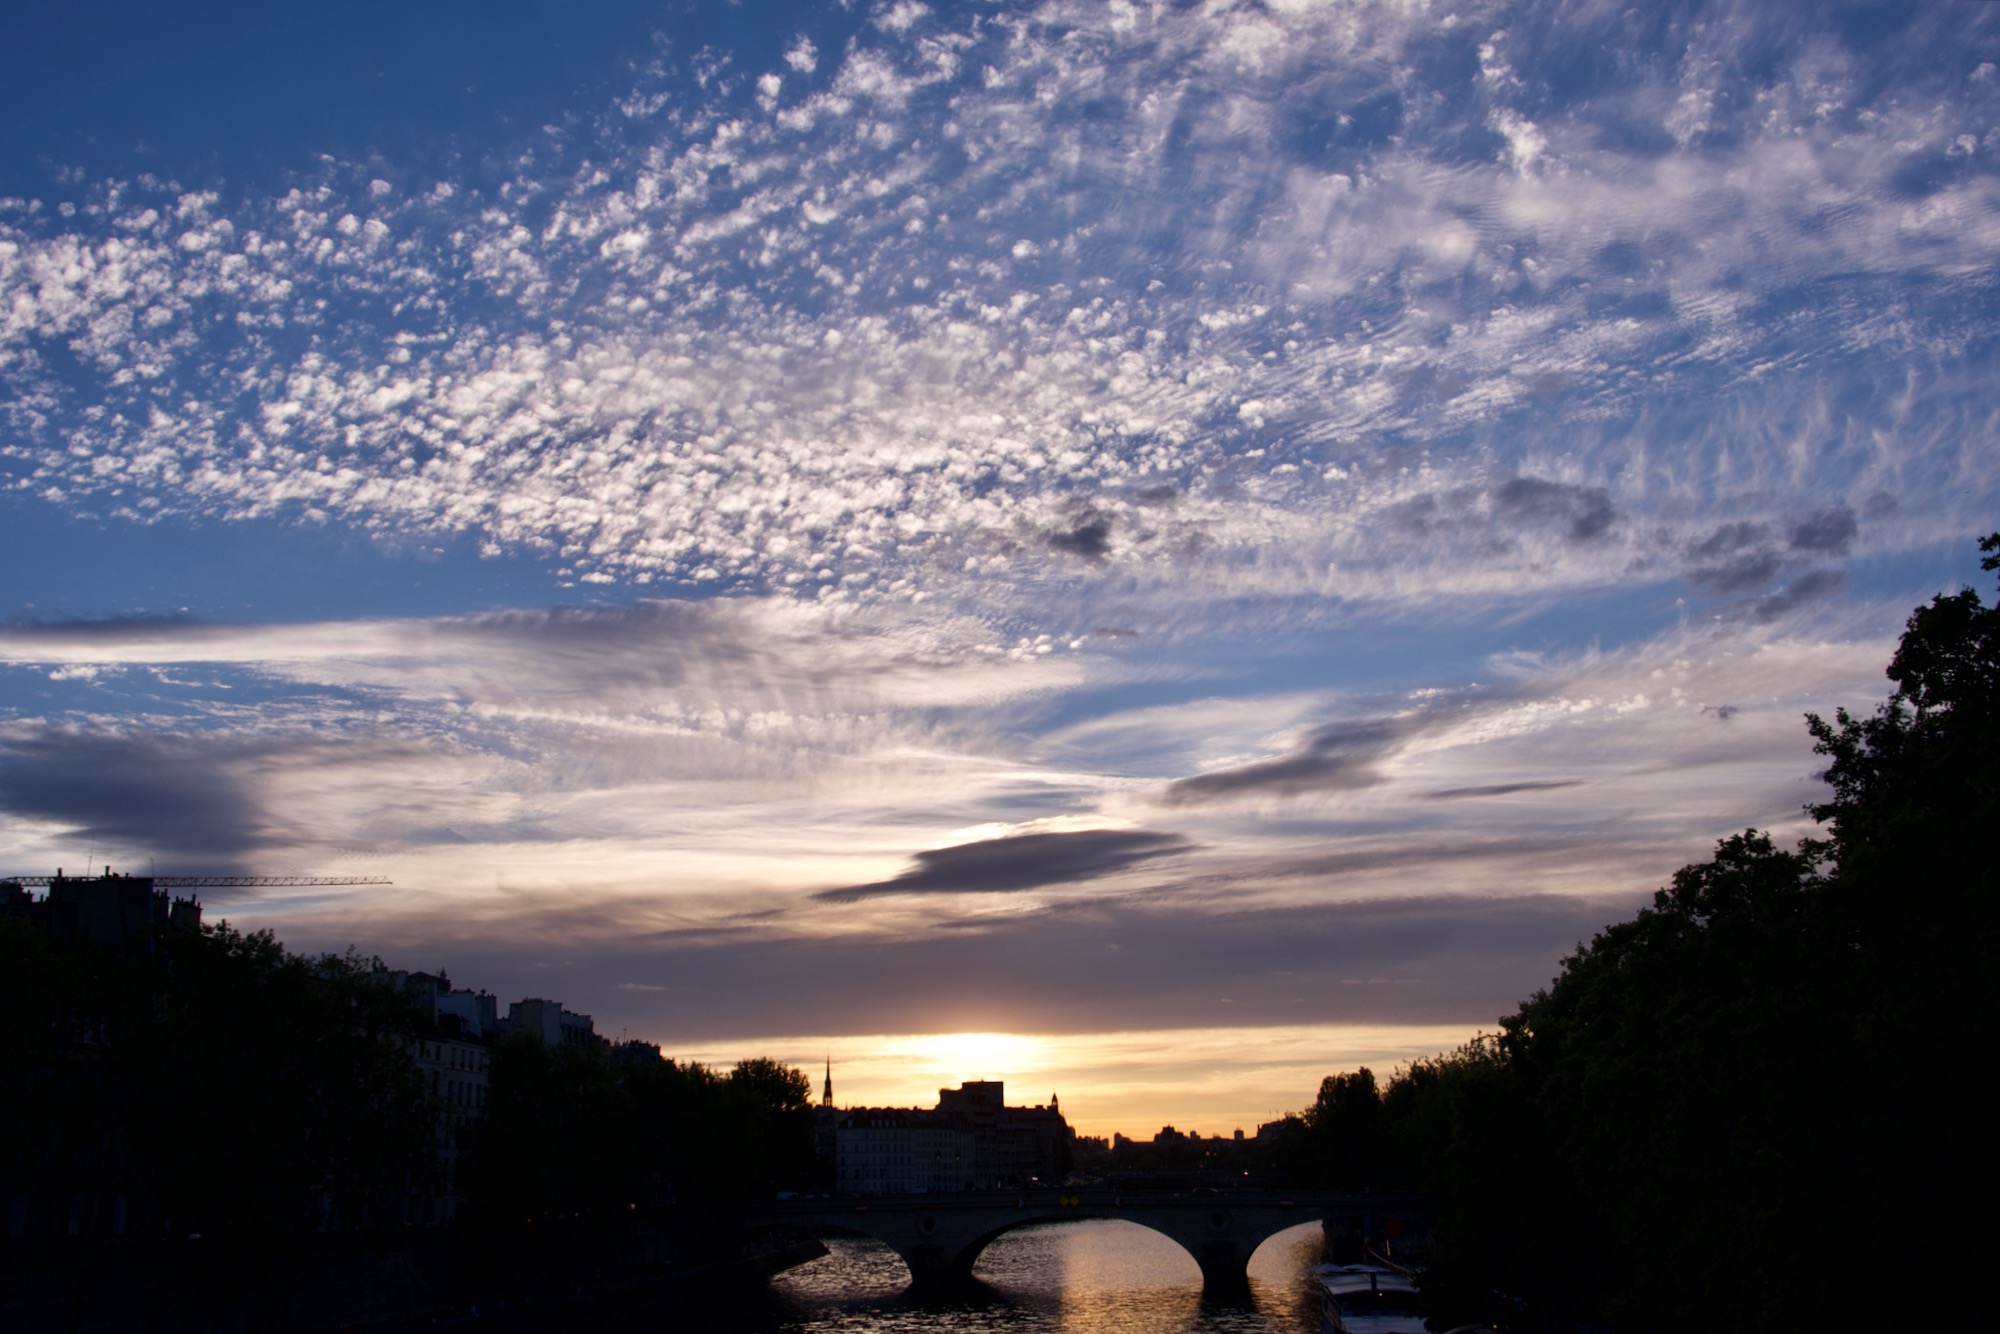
<box><xmin>4</xmin><ymin>1</ymin><xmax>1996</xmax><ymax>1133</ymax></box>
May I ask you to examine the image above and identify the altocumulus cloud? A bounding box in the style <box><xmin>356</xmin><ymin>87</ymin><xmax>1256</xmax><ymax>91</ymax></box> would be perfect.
<box><xmin>0</xmin><ymin>1</ymin><xmax>1994</xmax><ymax>619</ymax></box>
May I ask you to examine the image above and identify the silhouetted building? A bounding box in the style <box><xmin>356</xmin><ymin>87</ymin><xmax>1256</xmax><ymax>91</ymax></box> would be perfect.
<box><xmin>835</xmin><ymin>1109</ymin><xmax>975</xmax><ymax>1195</ymax></box>
<box><xmin>828</xmin><ymin>1079</ymin><xmax>1074</xmax><ymax>1195</ymax></box>
<box><xmin>379</xmin><ymin>969</ymin><xmax>499</xmax><ymax>1225</ymax></box>
<box><xmin>503</xmin><ymin>996</ymin><xmax>600</xmax><ymax>1047</ymax></box>
<box><xmin>2</xmin><ymin>871</ymin><xmax>200</xmax><ymax>960</ymax></box>
<box><xmin>608</xmin><ymin>1038</ymin><xmax>664</xmax><ymax>1067</ymax></box>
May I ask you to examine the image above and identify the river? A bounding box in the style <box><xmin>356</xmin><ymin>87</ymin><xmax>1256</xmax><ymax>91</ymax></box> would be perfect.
<box><xmin>698</xmin><ymin>1217</ymin><xmax>1327</xmax><ymax>1333</ymax></box>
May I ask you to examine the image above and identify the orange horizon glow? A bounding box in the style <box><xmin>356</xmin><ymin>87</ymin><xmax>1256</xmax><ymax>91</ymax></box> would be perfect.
<box><xmin>666</xmin><ymin>1022</ymin><xmax>1482</xmax><ymax>1141</ymax></box>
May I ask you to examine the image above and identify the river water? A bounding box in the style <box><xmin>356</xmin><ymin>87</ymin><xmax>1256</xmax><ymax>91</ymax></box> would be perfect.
<box><xmin>708</xmin><ymin>1218</ymin><xmax>1326</xmax><ymax>1333</ymax></box>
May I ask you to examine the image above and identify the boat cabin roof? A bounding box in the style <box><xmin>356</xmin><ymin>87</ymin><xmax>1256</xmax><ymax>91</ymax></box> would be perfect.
<box><xmin>1315</xmin><ymin>1264</ymin><xmax>1419</xmax><ymax>1297</ymax></box>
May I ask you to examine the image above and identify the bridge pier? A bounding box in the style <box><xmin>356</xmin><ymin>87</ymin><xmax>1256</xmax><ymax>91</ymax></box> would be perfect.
<box><xmin>1193</xmin><ymin>1239</ymin><xmax>1251</xmax><ymax>1300</ymax></box>
<box><xmin>902</xmin><ymin>1241</ymin><xmax>974</xmax><ymax>1289</ymax></box>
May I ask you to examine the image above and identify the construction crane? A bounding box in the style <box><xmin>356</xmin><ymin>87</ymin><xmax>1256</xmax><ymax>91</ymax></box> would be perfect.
<box><xmin>2</xmin><ymin>873</ymin><xmax>393</xmax><ymax>888</ymax></box>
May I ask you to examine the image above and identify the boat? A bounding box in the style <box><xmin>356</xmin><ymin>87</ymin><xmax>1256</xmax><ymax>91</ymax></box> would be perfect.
<box><xmin>1314</xmin><ymin>1262</ymin><xmax>1426</xmax><ymax>1334</ymax></box>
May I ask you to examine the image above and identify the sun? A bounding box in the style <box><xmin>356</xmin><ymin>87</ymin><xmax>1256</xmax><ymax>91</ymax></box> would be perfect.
<box><xmin>911</xmin><ymin>1031</ymin><xmax>1043</xmax><ymax>1081</ymax></box>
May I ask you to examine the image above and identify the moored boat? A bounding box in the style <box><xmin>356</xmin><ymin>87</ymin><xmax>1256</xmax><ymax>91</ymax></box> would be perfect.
<box><xmin>1315</xmin><ymin>1262</ymin><xmax>1426</xmax><ymax>1334</ymax></box>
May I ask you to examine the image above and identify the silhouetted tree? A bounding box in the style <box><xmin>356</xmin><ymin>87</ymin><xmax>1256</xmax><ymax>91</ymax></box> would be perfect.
<box><xmin>1294</xmin><ymin>1067</ymin><xmax>1394</xmax><ymax>1188</ymax></box>
<box><xmin>454</xmin><ymin>1044</ymin><xmax>818</xmax><ymax>1293</ymax></box>
<box><xmin>1</xmin><ymin>917</ymin><xmax>437</xmax><ymax>1325</ymax></box>
<box><xmin>1380</xmin><ymin>1035</ymin><xmax>1595</xmax><ymax>1329</ymax></box>
<box><xmin>1797</xmin><ymin>530</ymin><xmax>2000</xmax><ymax>1316</ymax></box>
<box><xmin>1356</xmin><ymin>533</ymin><xmax>2000</xmax><ymax>1332</ymax></box>
<box><xmin>459</xmin><ymin>1035</ymin><xmax>636</xmax><ymax>1229</ymax></box>
<box><xmin>1496</xmin><ymin>832</ymin><xmax>1844</xmax><ymax>1329</ymax></box>
<box><xmin>724</xmin><ymin>1056</ymin><xmax>816</xmax><ymax>1194</ymax></box>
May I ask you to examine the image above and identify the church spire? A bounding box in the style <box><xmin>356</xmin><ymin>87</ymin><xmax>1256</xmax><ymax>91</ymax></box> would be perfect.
<box><xmin>822</xmin><ymin>1055</ymin><xmax>834</xmax><ymax>1107</ymax></box>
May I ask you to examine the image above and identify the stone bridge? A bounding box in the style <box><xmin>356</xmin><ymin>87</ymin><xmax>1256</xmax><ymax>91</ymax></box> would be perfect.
<box><xmin>743</xmin><ymin>1190</ymin><xmax>1422</xmax><ymax>1297</ymax></box>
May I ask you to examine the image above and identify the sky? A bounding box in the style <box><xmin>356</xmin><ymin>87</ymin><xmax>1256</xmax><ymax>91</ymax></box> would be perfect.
<box><xmin>3</xmin><ymin>0</ymin><xmax>1997</xmax><ymax>1139</ymax></box>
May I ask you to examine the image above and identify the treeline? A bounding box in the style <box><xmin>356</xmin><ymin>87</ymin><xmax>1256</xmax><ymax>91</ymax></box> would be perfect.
<box><xmin>2</xmin><ymin>924</ymin><xmax>440</xmax><ymax>1323</ymax></box>
<box><xmin>2</xmin><ymin>912</ymin><xmax>818</xmax><ymax>1319</ymax></box>
<box><xmin>454</xmin><ymin>1039</ymin><xmax>818</xmax><ymax>1290</ymax></box>
<box><xmin>1289</xmin><ymin>535</ymin><xmax>1999</xmax><ymax>1332</ymax></box>
<box><xmin>3</xmin><ymin>925</ymin><xmax>435</xmax><ymax>1247</ymax></box>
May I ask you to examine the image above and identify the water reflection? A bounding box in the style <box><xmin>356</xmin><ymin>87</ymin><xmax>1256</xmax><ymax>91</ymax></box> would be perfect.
<box><xmin>980</xmin><ymin>1221</ymin><xmax>1206</xmax><ymax>1331</ymax></box>
<box><xmin>761</xmin><ymin>1218</ymin><xmax>1326</xmax><ymax>1333</ymax></box>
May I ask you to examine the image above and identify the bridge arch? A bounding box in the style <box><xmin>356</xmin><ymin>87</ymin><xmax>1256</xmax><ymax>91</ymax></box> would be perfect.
<box><xmin>764</xmin><ymin>1224</ymin><xmax>919</xmax><ymax>1294</ymax></box>
<box><xmin>1246</xmin><ymin>1216</ymin><xmax>1330</xmax><ymax>1264</ymax></box>
<box><xmin>748</xmin><ymin>1193</ymin><xmax>1357</xmax><ymax>1298</ymax></box>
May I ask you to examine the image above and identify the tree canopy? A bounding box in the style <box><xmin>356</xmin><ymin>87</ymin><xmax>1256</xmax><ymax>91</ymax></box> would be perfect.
<box><xmin>1309</xmin><ymin>534</ymin><xmax>1999</xmax><ymax>1332</ymax></box>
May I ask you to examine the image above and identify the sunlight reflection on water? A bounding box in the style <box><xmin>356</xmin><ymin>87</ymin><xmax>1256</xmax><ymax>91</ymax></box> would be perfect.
<box><xmin>758</xmin><ymin>1218</ymin><xmax>1325</xmax><ymax>1333</ymax></box>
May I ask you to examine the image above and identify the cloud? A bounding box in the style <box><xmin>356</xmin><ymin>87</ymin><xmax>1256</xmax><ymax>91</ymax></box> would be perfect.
<box><xmin>1421</xmin><ymin>780</ymin><xmax>1583</xmax><ymax>800</ymax></box>
<box><xmin>1162</xmin><ymin>713</ymin><xmax>1429</xmax><ymax>806</ymax></box>
<box><xmin>1788</xmin><ymin>506</ymin><xmax>1858</xmax><ymax>555</ymax></box>
<box><xmin>0</xmin><ymin>729</ymin><xmax>274</xmax><ymax>869</ymax></box>
<box><xmin>0</xmin><ymin>598</ymin><xmax>1097</xmax><ymax>717</ymax></box>
<box><xmin>1686</xmin><ymin>507</ymin><xmax>1864</xmax><ymax>599</ymax></box>
<box><xmin>1489</xmin><ymin>478</ymin><xmax>1618</xmax><ymax>543</ymax></box>
<box><xmin>0</xmin><ymin>4</ymin><xmax>1989</xmax><ymax>1110</ymax></box>
<box><xmin>332</xmin><ymin>888</ymin><xmax>1641</xmax><ymax>1040</ymax></box>
<box><xmin>1047</xmin><ymin>513</ymin><xmax>1114</xmax><ymax>563</ymax></box>
<box><xmin>0</xmin><ymin>596</ymin><xmax>1901</xmax><ymax>926</ymax></box>
<box><xmin>1691</xmin><ymin>548</ymin><xmax>1783</xmax><ymax>594</ymax></box>
<box><xmin>1691</xmin><ymin>523</ymin><xmax>1771</xmax><ymax>561</ymax></box>
<box><xmin>815</xmin><ymin>828</ymin><xmax>1191</xmax><ymax>903</ymax></box>
<box><xmin>1389</xmin><ymin>476</ymin><xmax>1621</xmax><ymax>556</ymax></box>
<box><xmin>1753</xmin><ymin>568</ymin><xmax>1847</xmax><ymax>621</ymax></box>
<box><xmin>0</xmin><ymin>1</ymin><xmax>1991</xmax><ymax>620</ymax></box>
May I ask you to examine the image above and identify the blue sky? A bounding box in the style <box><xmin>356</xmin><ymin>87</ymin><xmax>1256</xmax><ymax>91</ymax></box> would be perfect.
<box><xmin>4</xmin><ymin>0</ymin><xmax>1997</xmax><ymax>1135</ymax></box>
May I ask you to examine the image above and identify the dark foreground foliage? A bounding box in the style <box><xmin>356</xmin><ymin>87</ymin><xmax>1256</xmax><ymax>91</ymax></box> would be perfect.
<box><xmin>452</xmin><ymin>1040</ymin><xmax>818</xmax><ymax>1296</ymax></box>
<box><xmin>1</xmin><ymin>921</ymin><xmax>438</xmax><ymax>1324</ymax></box>
<box><xmin>2</xmin><ymin>911</ymin><xmax>818</xmax><ymax>1325</ymax></box>
<box><xmin>1294</xmin><ymin>534</ymin><xmax>2000</xmax><ymax>1332</ymax></box>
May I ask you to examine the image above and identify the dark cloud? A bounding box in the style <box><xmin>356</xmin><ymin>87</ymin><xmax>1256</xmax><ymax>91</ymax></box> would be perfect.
<box><xmin>1787</xmin><ymin>505</ymin><xmax>1857</xmax><ymax>555</ymax></box>
<box><xmin>376</xmin><ymin>891</ymin><xmax>1639</xmax><ymax>1041</ymax></box>
<box><xmin>431</xmin><ymin>602</ymin><xmax>739</xmax><ymax>677</ymax></box>
<box><xmin>1702</xmin><ymin>704</ymin><xmax>1740</xmax><ymax>721</ymax></box>
<box><xmin>1490</xmin><ymin>477</ymin><xmax>1617</xmax><ymax>542</ymax></box>
<box><xmin>1685</xmin><ymin>519</ymin><xmax>1786</xmax><ymax>593</ymax></box>
<box><xmin>1690</xmin><ymin>521</ymin><xmax>1770</xmax><ymax>560</ymax></box>
<box><xmin>1686</xmin><ymin>509</ymin><xmax>1854</xmax><ymax>599</ymax></box>
<box><xmin>1690</xmin><ymin>548</ymin><xmax>1782</xmax><ymax>593</ymax></box>
<box><xmin>1421</xmin><ymin>780</ymin><xmax>1582</xmax><ymax>800</ymax></box>
<box><xmin>1392</xmin><ymin>477</ymin><xmax>1618</xmax><ymax>545</ymax></box>
<box><xmin>1389</xmin><ymin>485</ymin><xmax>1483</xmax><ymax>538</ymax></box>
<box><xmin>1162</xmin><ymin>715</ymin><xmax>1421</xmax><ymax>805</ymax></box>
<box><xmin>1047</xmin><ymin>514</ymin><xmax>1113</xmax><ymax>562</ymax></box>
<box><xmin>0</xmin><ymin>613</ymin><xmax>223</xmax><ymax>642</ymax></box>
<box><xmin>1211</xmin><ymin>835</ymin><xmax>1622</xmax><ymax>886</ymax></box>
<box><xmin>814</xmin><ymin>828</ymin><xmax>1191</xmax><ymax>903</ymax></box>
<box><xmin>1752</xmin><ymin>568</ymin><xmax>1846</xmax><ymax>621</ymax></box>
<box><xmin>0</xmin><ymin>730</ymin><xmax>271</xmax><ymax>871</ymax></box>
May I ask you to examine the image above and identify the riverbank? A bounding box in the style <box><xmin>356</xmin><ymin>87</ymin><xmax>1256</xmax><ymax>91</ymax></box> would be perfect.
<box><xmin>0</xmin><ymin>1231</ymin><xmax>827</xmax><ymax>1332</ymax></box>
